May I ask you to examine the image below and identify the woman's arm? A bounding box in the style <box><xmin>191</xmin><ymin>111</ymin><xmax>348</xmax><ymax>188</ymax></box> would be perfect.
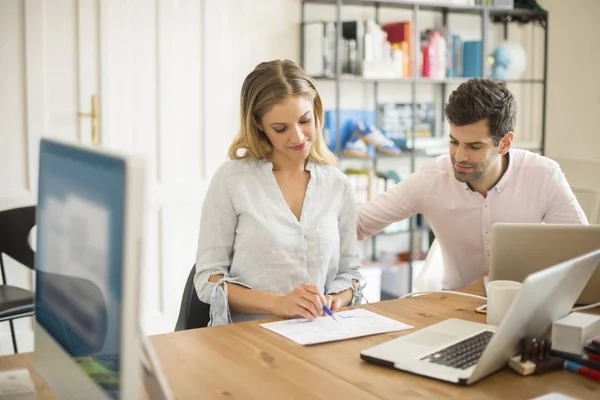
<box><xmin>208</xmin><ymin>275</ymin><xmax>327</xmax><ymax>320</ymax></box>
<box><xmin>194</xmin><ymin>163</ymin><xmax>245</xmax><ymax>316</ymax></box>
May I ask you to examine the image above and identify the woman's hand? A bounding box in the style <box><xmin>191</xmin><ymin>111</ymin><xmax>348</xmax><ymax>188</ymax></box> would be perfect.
<box><xmin>275</xmin><ymin>284</ymin><xmax>328</xmax><ymax>321</ymax></box>
<box><xmin>328</xmin><ymin>288</ymin><xmax>353</xmax><ymax>312</ymax></box>
<box><xmin>324</xmin><ymin>295</ymin><xmax>342</xmax><ymax>314</ymax></box>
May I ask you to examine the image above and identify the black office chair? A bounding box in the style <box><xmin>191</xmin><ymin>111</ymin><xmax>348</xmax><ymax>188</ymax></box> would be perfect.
<box><xmin>174</xmin><ymin>264</ymin><xmax>211</xmax><ymax>331</ymax></box>
<box><xmin>36</xmin><ymin>270</ymin><xmax>108</xmax><ymax>356</ymax></box>
<box><xmin>0</xmin><ymin>206</ymin><xmax>36</xmax><ymax>353</ymax></box>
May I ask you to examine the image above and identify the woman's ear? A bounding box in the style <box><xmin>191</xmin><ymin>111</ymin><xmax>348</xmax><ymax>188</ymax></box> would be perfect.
<box><xmin>255</xmin><ymin>119</ymin><xmax>264</xmax><ymax>133</ymax></box>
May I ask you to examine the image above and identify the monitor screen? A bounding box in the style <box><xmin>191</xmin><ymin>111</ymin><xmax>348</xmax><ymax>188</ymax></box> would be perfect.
<box><xmin>36</xmin><ymin>140</ymin><xmax>126</xmax><ymax>399</ymax></box>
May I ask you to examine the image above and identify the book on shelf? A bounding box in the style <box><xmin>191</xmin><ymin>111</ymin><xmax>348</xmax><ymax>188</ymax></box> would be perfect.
<box><xmin>303</xmin><ymin>18</ymin><xmax>481</xmax><ymax>80</ymax></box>
<box><xmin>462</xmin><ymin>40</ymin><xmax>483</xmax><ymax>78</ymax></box>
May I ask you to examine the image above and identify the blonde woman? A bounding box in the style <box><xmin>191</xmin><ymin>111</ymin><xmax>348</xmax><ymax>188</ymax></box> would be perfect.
<box><xmin>194</xmin><ymin>60</ymin><xmax>363</xmax><ymax>326</ymax></box>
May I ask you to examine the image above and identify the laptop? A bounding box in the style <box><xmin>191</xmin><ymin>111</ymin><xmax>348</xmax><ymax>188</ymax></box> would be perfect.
<box><xmin>360</xmin><ymin>248</ymin><xmax>600</xmax><ymax>385</ymax></box>
<box><xmin>489</xmin><ymin>223</ymin><xmax>600</xmax><ymax>305</ymax></box>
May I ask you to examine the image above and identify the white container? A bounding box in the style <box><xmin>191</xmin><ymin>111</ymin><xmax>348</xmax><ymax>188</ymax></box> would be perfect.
<box><xmin>551</xmin><ymin>312</ymin><xmax>600</xmax><ymax>355</ymax></box>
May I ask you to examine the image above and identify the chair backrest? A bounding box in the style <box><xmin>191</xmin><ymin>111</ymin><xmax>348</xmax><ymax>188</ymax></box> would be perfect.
<box><xmin>174</xmin><ymin>264</ymin><xmax>211</xmax><ymax>331</ymax></box>
<box><xmin>413</xmin><ymin>238</ymin><xmax>444</xmax><ymax>292</ymax></box>
<box><xmin>571</xmin><ymin>187</ymin><xmax>599</xmax><ymax>224</ymax></box>
<box><xmin>0</xmin><ymin>206</ymin><xmax>36</xmax><ymax>285</ymax></box>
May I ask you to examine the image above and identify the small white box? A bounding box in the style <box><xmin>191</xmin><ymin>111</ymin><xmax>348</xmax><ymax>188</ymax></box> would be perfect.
<box><xmin>0</xmin><ymin>369</ymin><xmax>35</xmax><ymax>400</ymax></box>
<box><xmin>551</xmin><ymin>312</ymin><xmax>600</xmax><ymax>355</ymax></box>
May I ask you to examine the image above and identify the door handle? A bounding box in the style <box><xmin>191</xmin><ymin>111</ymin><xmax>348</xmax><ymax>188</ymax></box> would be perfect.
<box><xmin>78</xmin><ymin>94</ymin><xmax>100</xmax><ymax>145</ymax></box>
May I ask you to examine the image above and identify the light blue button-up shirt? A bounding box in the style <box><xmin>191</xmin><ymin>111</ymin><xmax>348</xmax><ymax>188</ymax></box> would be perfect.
<box><xmin>194</xmin><ymin>158</ymin><xmax>362</xmax><ymax>326</ymax></box>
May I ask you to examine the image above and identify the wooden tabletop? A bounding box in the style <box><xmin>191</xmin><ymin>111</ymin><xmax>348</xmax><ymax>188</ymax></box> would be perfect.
<box><xmin>2</xmin><ymin>279</ymin><xmax>599</xmax><ymax>399</ymax></box>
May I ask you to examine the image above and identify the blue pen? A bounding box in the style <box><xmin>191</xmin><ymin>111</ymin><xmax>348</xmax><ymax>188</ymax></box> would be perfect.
<box><xmin>323</xmin><ymin>305</ymin><xmax>338</xmax><ymax>322</ymax></box>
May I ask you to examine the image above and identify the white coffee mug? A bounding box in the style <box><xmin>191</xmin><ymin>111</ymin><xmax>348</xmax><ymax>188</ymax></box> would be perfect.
<box><xmin>486</xmin><ymin>280</ymin><xmax>522</xmax><ymax>326</ymax></box>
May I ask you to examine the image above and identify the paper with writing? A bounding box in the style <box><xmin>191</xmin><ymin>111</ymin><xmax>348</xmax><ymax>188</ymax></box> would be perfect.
<box><xmin>260</xmin><ymin>308</ymin><xmax>414</xmax><ymax>345</ymax></box>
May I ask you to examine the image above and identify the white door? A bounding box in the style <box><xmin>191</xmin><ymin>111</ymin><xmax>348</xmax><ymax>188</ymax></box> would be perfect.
<box><xmin>0</xmin><ymin>0</ymin><xmax>234</xmax><ymax>354</ymax></box>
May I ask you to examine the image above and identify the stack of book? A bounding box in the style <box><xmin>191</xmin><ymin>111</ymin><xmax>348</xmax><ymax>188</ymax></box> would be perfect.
<box><xmin>303</xmin><ymin>19</ymin><xmax>483</xmax><ymax>79</ymax></box>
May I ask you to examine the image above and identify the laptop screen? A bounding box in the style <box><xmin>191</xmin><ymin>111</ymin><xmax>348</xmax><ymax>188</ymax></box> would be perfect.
<box><xmin>36</xmin><ymin>140</ymin><xmax>126</xmax><ymax>399</ymax></box>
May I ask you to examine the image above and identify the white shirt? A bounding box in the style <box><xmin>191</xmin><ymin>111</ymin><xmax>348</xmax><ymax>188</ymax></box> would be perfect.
<box><xmin>357</xmin><ymin>149</ymin><xmax>588</xmax><ymax>290</ymax></box>
<box><xmin>195</xmin><ymin>158</ymin><xmax>362</xmax><ymax>326</ymax></box>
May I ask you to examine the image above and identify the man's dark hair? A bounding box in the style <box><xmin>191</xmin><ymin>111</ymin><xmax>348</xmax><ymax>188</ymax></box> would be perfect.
<box><xmin>444</xmin><ymin>78</ymin><xmax>517</xmax><ymax>146</ymax></box>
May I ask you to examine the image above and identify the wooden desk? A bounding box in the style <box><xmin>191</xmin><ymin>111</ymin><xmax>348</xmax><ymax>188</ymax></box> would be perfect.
<box><xmin>2</xmin><ymin>286</ymin><xmax>599</xmax><ymax>399</ymax></box>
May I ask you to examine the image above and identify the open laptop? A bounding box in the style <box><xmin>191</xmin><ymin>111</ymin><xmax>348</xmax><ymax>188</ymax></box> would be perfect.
<box><xmin>360</xmin><ymin>248</ymin><xmax>600</xmax><ymax>385</ymax></box>
<box><xmin>489</xmin><ymin>223</ymin><xmax>600</xmax><ymax>305</ymax></box>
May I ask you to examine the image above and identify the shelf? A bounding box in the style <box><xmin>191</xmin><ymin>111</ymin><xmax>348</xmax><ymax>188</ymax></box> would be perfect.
<box><xmin>313</xmin><ymin>75</ymin><xmax>545</xmax><ymax>85</ymax></box>
<box><xmin>340</xmin><ymin>152</ymin><xmax>410</xmax><ymax>160</ymax></box>
<box><xmin>305</xmin><ymin>0</ymin><xmax>548</xmax><ymax>281</ymax></box>
<box><xmin>303</xmin><ymin>0</ymin><xmax>547</xmax><ymax>18</ymax></box>
<box><xmin>302</xmin><ymin>0</ymin><xmax>512</xmax><ymax>14</ymax></box>
<box><xmin>489</xmin><ymin>8</ymin><xmax>548</xmax><ymax>18</ymax></box>
<box><xmin>339</xmin><ymin>148</ymin><xmax>445</xmax><ymax>160</ymax></box>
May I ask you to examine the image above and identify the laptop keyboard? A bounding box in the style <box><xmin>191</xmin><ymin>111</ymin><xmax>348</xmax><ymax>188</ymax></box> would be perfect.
<box><xmin>420</xmin><ymin>330</ymin><xmax>494</xmax><ymax>370</ymax></box>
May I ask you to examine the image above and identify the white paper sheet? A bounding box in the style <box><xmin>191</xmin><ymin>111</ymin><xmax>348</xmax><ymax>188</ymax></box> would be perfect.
<box><xmin>260</xmin><ymin>308</ymin><xmax>414</xmax><ymax>345</ymax></box>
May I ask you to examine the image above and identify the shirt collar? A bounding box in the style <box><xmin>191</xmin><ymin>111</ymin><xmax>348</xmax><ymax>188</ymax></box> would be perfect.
<box><xmin>491</xmin><ymin>150</ymin><xmax>512</xmax><ymax>193</ymax></box>
<box><xmin>260</xmin><ymin>158</ymin><xmax>315</xmax><ymax>172</ymax></box>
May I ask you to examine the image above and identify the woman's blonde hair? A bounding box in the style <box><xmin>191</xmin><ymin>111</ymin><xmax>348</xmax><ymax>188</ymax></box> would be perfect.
<box><xmin>228</xmin><ymin>59</ymin><xmax>337</xmax><ymax>166</ymax></box>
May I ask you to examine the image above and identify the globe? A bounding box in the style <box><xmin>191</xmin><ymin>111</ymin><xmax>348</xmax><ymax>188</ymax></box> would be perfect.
<box><xmin>490</xmin><ymin>41</ymin><xmax>528</xmax><ymax>80</ymax></box>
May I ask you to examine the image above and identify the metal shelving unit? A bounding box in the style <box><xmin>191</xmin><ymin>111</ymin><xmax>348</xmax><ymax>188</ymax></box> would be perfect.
<box><xmin>300</xmin><ymin>0</ymin><xmax>549</xmax><ymax>294</ymax></box>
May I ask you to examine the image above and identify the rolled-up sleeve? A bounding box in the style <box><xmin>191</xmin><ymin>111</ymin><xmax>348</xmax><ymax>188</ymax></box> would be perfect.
<box><xmin>326</xmin><ymin>179</ymin><xmax>362</xmax><ymax>296</ymax></box>
<box><xmin>194</xmin><ymin>163</ymin><xmax>253</xmax><ymax>326</ymax></box>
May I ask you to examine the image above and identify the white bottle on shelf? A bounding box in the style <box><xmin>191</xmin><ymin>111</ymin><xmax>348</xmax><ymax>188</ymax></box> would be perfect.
<box><xmin>392</xmin><ymin>45</ymin><xmax>404</xmax><ymax>78</ymax></box>
<box><xmin>437</xmin><ymin>35</ymin><xmax>447</xmax><ymax>79</ymax></box>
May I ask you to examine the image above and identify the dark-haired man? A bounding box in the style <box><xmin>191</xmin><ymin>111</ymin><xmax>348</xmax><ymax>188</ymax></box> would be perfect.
<box><xmin>357</xmin><ymin>78</ymin><xmax>587</xmax><ymax>289</ymax></box>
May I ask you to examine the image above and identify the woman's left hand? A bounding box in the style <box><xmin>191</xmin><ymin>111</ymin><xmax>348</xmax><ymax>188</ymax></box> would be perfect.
<box><xmin>323</xmin><ymin>295</ymin><xmax>343</xmax><ymax>315</ymax></box>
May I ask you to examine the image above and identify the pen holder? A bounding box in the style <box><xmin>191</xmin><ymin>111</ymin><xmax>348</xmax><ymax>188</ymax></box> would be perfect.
<box><xmin>508</xmin><ymin>337</ymin><xmax>564</xmax><ymax>376</ymax></box>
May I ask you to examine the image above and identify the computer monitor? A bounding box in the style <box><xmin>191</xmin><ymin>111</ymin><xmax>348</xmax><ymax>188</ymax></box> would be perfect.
<box><xmin>34</xmin><ymin>138</ymin><xmax>146</xmax><ymax>399</ymax></box>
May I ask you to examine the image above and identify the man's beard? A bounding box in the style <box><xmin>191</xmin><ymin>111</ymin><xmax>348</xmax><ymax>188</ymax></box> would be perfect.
<box><xmin>451</xmin><ymin>153</ymin><xmax>498</xmax><ymax>183</ymax></box>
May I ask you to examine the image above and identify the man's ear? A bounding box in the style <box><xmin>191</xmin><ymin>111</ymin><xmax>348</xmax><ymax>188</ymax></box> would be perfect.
<box><xmin>499</xmin><ymin>132</ymin><xmax>514</xmax><ymax>155</ymax></box>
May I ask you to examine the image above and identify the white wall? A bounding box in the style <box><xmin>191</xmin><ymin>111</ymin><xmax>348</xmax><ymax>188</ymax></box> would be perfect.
<box><xmin>0</xmin><ymin>0</ymin><xmax>240</xmax><ymax>354</ymax></box>
<box><xmin>542</xmin><ymin>0</ymin><xmax>600</xmax><ymax>162</ymax></box>
<box><xmin>0</xmin><ymin>0</ymin><xmax>36</xmax><ymax>355</ymax></box>
<box><xmin>539</xmin><ymin>0</ymin><xmax>600</xmax><ymax>223</ymax></box>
